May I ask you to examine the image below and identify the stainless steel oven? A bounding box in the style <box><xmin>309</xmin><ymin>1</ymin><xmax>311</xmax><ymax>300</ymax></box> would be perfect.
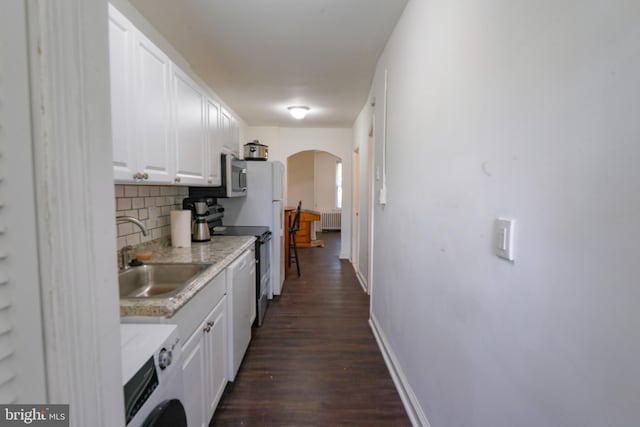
<box><xmin>255</xmin><ymin>230</ymin><xmax>271</xmax><ymax>326</ymax></box>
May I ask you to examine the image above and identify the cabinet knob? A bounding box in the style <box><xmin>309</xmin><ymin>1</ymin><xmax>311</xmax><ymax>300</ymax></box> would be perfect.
<box><xmin>133</xmin><ymin>172</ymin><xmax>142</xmax><ymax>180</ymax></box>
<box><xmin>142</xmin><ymin>172</ymin><xmax>149</xmax><ymax>180</ymax></box>
<box><xmin>203</xmin><ymin>320</ymin><xmax>214</xmax><ymax>333</ymax></box>
<box><xmin>174</xmin><ymin>176</ymin><xmax>181</xmax><ymax>183</ymax></box>
<box><xmin>207</xmin><ymin>177</ymin><xmax>213</xmax><ymax>184</ymax></box>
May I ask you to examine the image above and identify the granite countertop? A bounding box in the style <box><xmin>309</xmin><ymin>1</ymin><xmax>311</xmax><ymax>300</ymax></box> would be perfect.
<box><xmin>119</xmin><ymin>235</ymin><xmax>255</xmax><ymax>318</ymax></box>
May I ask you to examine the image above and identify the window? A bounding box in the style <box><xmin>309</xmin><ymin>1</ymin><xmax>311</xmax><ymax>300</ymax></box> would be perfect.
<box><xmin>335</xmin><ymin>161</ymin><xmax>342</xmax><ymax>209</ymax></box>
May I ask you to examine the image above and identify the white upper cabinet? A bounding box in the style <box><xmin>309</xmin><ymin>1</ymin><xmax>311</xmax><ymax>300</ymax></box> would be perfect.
<box><xmin>108</xmin><ymin>5</ymin><xmax>137</xmax><ymax>181</ymax></box>
<box><xmin>172</xmin><ymin>66</ymin><xmax>207</xmax><ymax>185</ymax></box>
<box><xmin>135</xmin><ymin>31</ymin><xmax>173</xmax><ymax>183</ymax></box>
<box><xmin>206</xmin><ymin>98</ymin><xmax>222</xmax><ymax>186</ymax></box>
<box><xmin>108</xmin><ymin>4</ymin><xmax>240</xmax><ymax>185</ymax></box>
<box><xmin>109</xmin><ymin>4</ymin><xmax>172</xmax><ymax>183</ymax></box>
<box><xmin>231</xmin><ymin>116</ymin><xmax>240</xmax><ymax>157</ymax></box>
<box><xmin>220</xmin><ymin>107</ymin><xmax>235</xmax><ymax>155</ymax></box>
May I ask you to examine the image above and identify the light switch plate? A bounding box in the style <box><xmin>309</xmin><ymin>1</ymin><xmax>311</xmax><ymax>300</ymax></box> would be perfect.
<box><xmin>496</xmin><ymin>218</ymin><xmax>515</xmax><ymax>261</ymax></box>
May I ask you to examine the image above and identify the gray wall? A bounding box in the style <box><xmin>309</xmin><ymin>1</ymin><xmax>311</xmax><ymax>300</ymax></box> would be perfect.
<box><xmin>364</xmin><ymin>0</ymin><xmax>640</xmax><ymax>426</ymax></box>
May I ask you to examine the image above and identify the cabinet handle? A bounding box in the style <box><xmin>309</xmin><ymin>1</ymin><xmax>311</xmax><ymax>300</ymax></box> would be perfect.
<box><xmin>203</xmin><ymin>320</ymin><xmax>214</xmax><ymax>333</ymax></box>
<box><xmin>174</xmin><ymin>176</ymin><xmax>181</xmax><ymax>183</ymax></box>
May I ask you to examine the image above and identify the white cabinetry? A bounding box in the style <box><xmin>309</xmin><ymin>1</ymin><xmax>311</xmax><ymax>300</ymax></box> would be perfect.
<box><xmin>220</xmin><ymin>107</ymin><xmax>238</xmax><ymax>156</ymax></box>
<box><xmin>227</xmin><ymin>248</ymin><xmax>255</xmax><ymax>381</ymax></box>
<box><xmin>108</xmin><ymin>5</ymin><xmax>137</xmax><ymax>181</ymax></box>
<box><xmin>108</xmin><ymin>4</ymin><xmax>240</xmax><ymax>185</ymax></box>
<box><xmin>182</xmin><ymin>294</ymin><xmax>227</xmax><ymax>427</ymax></box>
<box><xmin>172</xmin><ymin>66</ymin><xmax>207</xmax><ymax>185</ymax></box>
<box><xmin>249</xmin><ymin>254</ymin><xmax>256</xmax><ymax>326</ymax></box>
<box><xmin>109</xmin><ymin>4</ymin><xmax>172</xmax><ymax>183</ymax></box>
<box><xmin>134</xmin><ymin>32</ymin><xmax>172</xmax><ymax>182</ymax></box>
<box><xmin>205</xmin><ymin>98</ymin><xmax>222</xmax><ymax>186</ymax></box>
<box><xmin>231</xmin><ymin>116</ymin><xmax>240</xmax><ymax>156</ymax></box>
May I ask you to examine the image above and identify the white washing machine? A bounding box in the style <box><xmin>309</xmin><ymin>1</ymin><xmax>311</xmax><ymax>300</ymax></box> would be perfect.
<box><xmin>120</xmin><ymin>324</ymin><xmax>186</xmax><ymax>427</ymax></box>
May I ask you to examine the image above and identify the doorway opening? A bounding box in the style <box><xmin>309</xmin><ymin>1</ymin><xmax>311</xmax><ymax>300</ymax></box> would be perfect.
<box><xmin>284</xmin><ymin>150</ymin><xmax>344</xmax><ymax>279</ymax></box>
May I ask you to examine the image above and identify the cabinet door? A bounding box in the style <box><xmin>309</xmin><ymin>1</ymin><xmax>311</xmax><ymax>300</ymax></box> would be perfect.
<box><xmin>173</xmin><ymin>66</ymin><xmax>207</xmax><ymax>185</ymax></box>
<box><xmin>135</xmin><ymin>31</ymin><xmax>173</xmax><ymax>182</ymax></box>
<box><xmin>227</xmin><ymin>249</ymin><xmax>253</xmax><ymax>380</ymax></box>
<box><xmin>203</xmin><ymin>297</ymin><xmax>227</xmax><ymax>421</ymax></box>
<box><xmin>249</xmin><ymin>250</ymin><xmax>256</xmax><ymax>325</ymax></box>
<box><xmin>230</xmin><ymin>116</ymin><xmax>240</xmax><ymax>156</ymax></box>
<box><xmin>182</xmin><ymin>326</ymin><xmax>207</xmax><ymax>427</ymax></box>
<box><xmin>206</xmin><ymin>98</ymin><xmax>222</xmax><ymax>186</ymax></box>
<box><xmin>220</xmin><ymin>107</ymin><xmax>233</xmax><ymax>154</ymax></box>
<box><xmin>108</xmin><ymin>5</ymin><xmax>137</xmax><ymax>181</ymax></box>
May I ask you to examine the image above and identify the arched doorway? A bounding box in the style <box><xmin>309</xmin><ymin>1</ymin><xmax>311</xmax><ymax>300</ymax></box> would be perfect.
<box><xmin>287</xmin><ymin>150</ymin><xmax>342</xmax><ymax>213</ymax></box>
<box><xmin>285</xmin><ymin>150</ymin><xmax>345</xmax><ymax>255</ymax></box>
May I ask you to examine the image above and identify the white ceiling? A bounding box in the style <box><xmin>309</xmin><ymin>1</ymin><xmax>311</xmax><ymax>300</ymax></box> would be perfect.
<box><xmin>128</xmin><ymin>0</ymin><xmax>408</xmax><ymax>128</ymax></box>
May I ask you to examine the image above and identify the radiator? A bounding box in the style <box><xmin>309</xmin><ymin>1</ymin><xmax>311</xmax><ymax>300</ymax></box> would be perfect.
<box><xmin>320</xmin><ymin>212</ymin><xmax>341</xmax><ymax>231</ymax></box>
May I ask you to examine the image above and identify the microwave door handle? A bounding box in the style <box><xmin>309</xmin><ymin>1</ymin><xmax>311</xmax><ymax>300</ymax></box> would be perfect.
<box><xmin>240</xmin><ymin>169</ymin><xmax>247</xmax><ymax>189</ymax></box>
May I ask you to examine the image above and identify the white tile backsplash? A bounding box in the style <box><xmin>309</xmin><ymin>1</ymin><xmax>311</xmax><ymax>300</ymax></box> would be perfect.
<box><xmin>115</xmin><ymin>184</ymin><xmax>189</xmax><ymax>250</ymax></box>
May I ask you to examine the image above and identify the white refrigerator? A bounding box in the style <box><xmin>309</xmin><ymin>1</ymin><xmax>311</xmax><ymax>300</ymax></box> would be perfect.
<box><xmin>219</xmin><ymin>161</ymin><xmax>285</xmax><ymax>297</ymax></box>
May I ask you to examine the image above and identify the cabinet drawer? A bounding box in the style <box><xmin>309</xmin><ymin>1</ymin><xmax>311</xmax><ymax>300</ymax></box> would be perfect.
<box><xmin>171</xmin><ymin>271</ymin><xmax>226</xmax><ymax>341</ymax></box>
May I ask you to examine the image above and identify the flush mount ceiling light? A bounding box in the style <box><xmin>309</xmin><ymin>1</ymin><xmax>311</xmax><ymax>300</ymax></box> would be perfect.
<box><xmin>288</xmin><ymin>106</ymin><xmax>310</xmax><ymax>119</ymax></box>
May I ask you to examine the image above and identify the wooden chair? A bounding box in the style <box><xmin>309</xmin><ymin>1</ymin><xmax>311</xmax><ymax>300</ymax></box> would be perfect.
<box><xmin>288</xmin><ymin>201</ymin><xmax>302</xmax><ymax>276</ymax></box>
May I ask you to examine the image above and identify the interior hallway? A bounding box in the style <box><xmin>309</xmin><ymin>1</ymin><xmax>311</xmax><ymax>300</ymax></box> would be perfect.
<box><xmin>211</xmin><ymin>231</ymin><xmax>411</xmax><ymax>426</ymax></box>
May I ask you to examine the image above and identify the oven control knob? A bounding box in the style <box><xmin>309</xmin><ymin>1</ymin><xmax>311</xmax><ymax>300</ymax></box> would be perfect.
<box><xmin>158</xmin><ymin>348</ymin><xmax>172</xmax><ymax>370</ymax></box>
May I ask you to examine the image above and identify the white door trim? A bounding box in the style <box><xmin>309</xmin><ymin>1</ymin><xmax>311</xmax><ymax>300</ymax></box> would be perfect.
<box><xmin>27</xmin><ymin>0</ymin><xmax>124</xmax><ymax>424</ymax></box>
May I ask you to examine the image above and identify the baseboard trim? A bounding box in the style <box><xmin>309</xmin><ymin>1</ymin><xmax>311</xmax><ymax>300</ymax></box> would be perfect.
<box><xmin>355</xmin><ymin>269</ymin><xmax>368</xmax><ymax>294</ymax></box>
<box><xmin>369</xmin><ymin>314</ymin><xmax>431</xmax><ymax>427</ymax></box>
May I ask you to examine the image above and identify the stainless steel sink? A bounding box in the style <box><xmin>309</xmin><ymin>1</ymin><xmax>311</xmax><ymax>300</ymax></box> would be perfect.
<box><xmin>119</xmin><ymin>263</ymin><xmax>210</xmax><ymax>298</ymax></box>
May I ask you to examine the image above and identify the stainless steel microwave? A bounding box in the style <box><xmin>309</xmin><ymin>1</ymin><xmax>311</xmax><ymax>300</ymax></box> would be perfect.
<box><xmin>222</xmin><ymin>153</ymin><xmax>247</xmax><ymax>197</ymax></box>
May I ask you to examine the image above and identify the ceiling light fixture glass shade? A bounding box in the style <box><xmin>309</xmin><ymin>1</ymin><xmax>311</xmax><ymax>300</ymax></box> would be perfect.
<box><xmin>288</xmin><ymin>106</ymin><xmax>310</xmax><ymax>119</ymax></box>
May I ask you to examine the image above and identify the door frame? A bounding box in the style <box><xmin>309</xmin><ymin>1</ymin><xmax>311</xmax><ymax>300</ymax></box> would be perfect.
<box><xmin>26</xmin><ymin>0</ymin><xmax>125</xmax><ymax>423</ymax></box>
<box><xmin>366</xmin><ymin>125</ymin><xmax>375</xmax><ymax>296</ymax></box>
<box><xmin>352</xmin><ymin>148</ymin><xmax>361</xmax><ymax>281</ymax></box>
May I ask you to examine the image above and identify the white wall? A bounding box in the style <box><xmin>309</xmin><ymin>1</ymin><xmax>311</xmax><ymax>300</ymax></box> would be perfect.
<box><xmin>247</xmin><ymin>127</ymin><xmax>353</xmax><ymax>258</ymax></box>
<box><xmin>314</xmin><ymin>151</ymin><xmax>341</xmax><ymax>212</ymax></box>
<box><xmin>366</xmin><ymin>1</ymin><xmax>640</xmax><ymax>426</ymax></box>
<box><xmin>287</xmin><ymin>151</ymin><xmax>315</xmax><ymax>210</ymax></box>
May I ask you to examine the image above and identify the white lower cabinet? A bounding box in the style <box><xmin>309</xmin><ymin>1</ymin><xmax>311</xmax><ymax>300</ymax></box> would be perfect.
<box><xmin>182</xmin><ymin>295</ymin><xmax>227</xmax><ymax>427</ymax></box>
<box><xmin>227</xmin><ymin>248</ymin><xmax>255</xmax><ymax>381</ymax></box>
<box><xmin>204</xmin><ymin>297</ymin><xmax>227</xmax><ymax>420</ymax></box>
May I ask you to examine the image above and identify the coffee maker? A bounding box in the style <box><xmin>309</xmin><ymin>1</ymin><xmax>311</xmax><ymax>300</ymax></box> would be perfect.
<box><xmin>182</xmin><ymin>197</ymin><xmax>211</xmax><ymax>242</ymax></box>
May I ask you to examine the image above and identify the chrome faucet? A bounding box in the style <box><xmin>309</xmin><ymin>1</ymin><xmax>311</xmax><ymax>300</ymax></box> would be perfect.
<box><xmin>116</xmin><ymin>216</ymin><xmax>148</xmax><ymax>270</ymax></box>
<box><xmin>116</xmin><ymin>216</ymin><xmax>149</xmax><ymax>236</ymax></box>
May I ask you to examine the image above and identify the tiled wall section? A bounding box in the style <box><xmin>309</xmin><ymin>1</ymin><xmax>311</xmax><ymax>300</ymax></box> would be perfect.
<box><xmin>115</xmin><ymin>184</ymin><xmax>189</xmax><ymax>250</ymax></box>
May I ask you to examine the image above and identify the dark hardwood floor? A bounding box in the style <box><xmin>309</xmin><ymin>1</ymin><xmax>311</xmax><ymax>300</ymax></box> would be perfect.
<box><xmin>210</xmin><ymin>231</ymin><xmax>411</xmax><ymax>426</ymax></box>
